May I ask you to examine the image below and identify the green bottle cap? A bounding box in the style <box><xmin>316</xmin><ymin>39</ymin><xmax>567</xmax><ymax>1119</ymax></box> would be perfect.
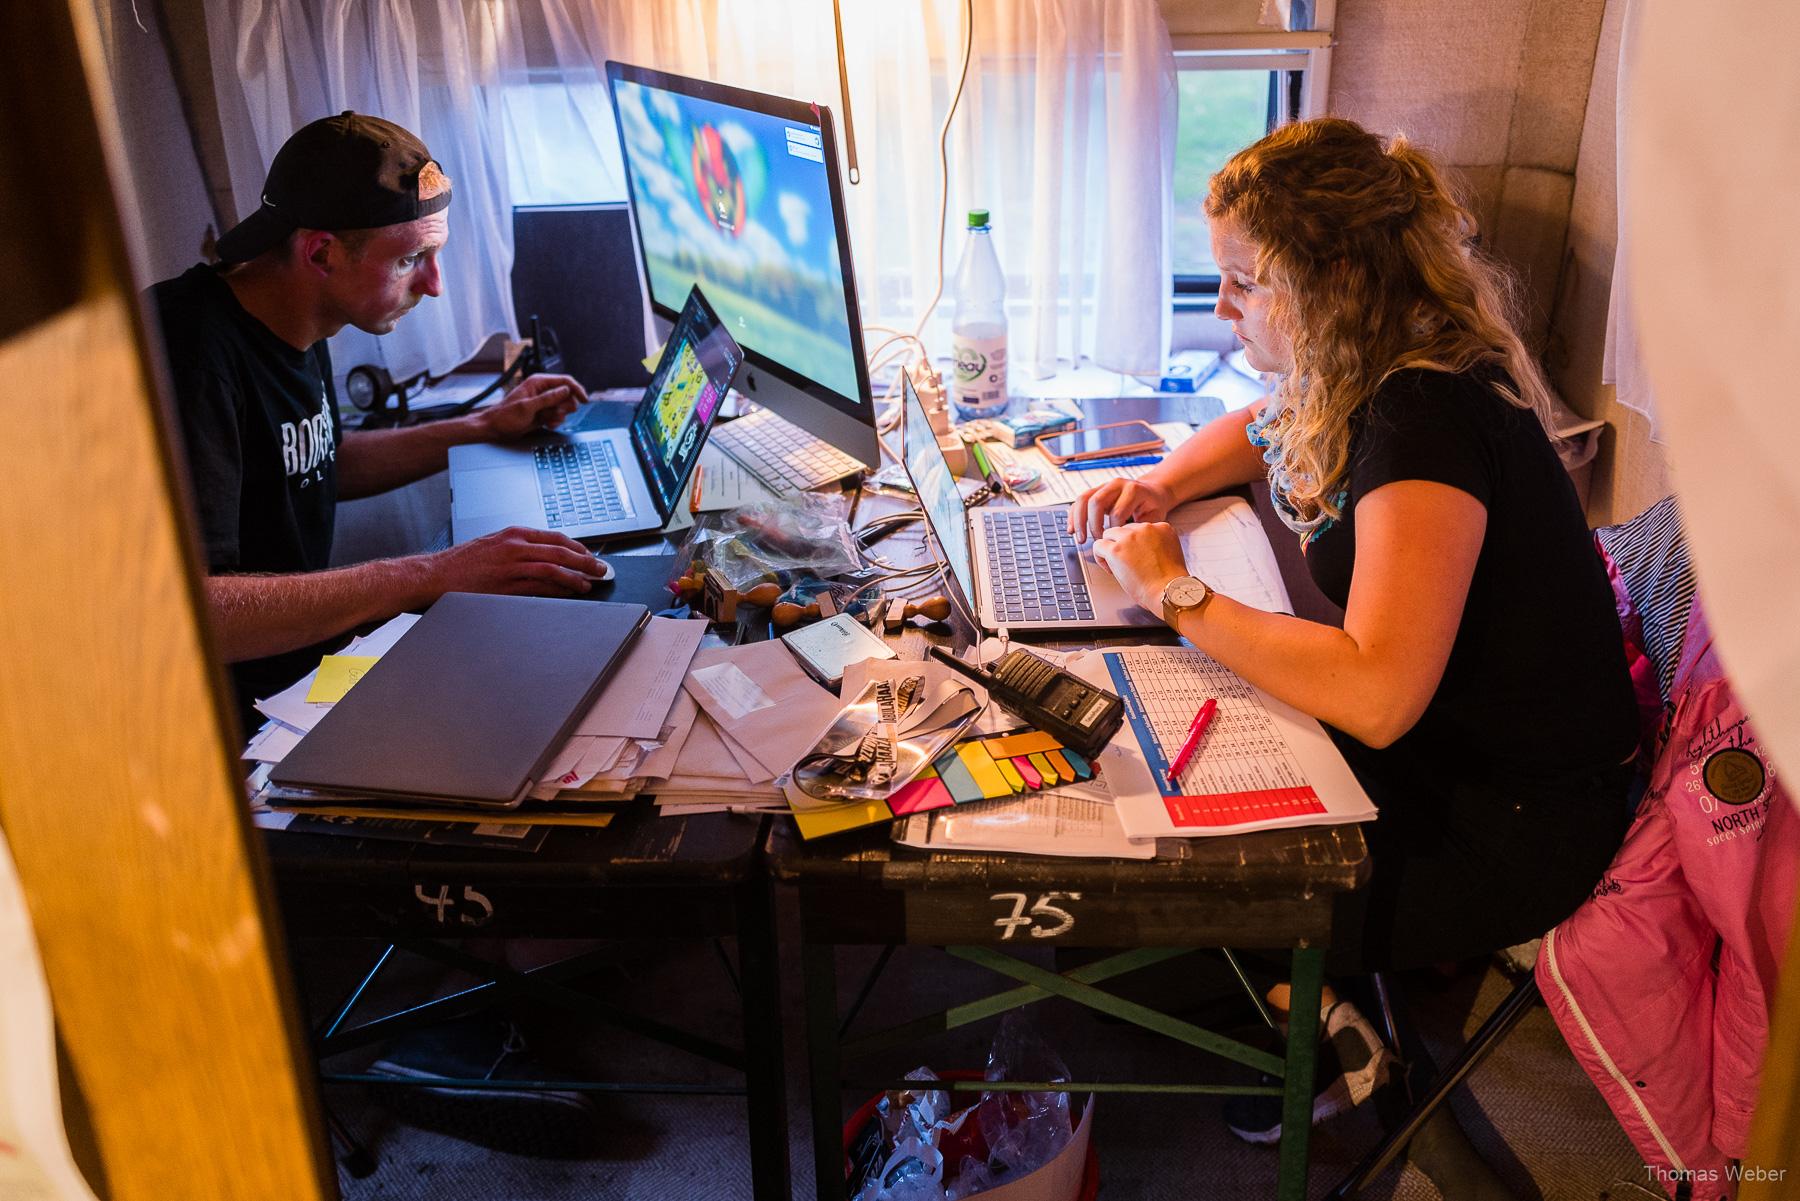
<box><xmin>967</xmin><ymin>209</ymin><xmax>990</xmax><ymax>228</ymax></box>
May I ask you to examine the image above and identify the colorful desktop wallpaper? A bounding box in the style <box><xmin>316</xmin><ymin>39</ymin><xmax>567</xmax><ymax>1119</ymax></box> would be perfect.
<box><xmin>614</xmin><ymin>79</ymin><xmax>862</xmax><ymax>405</ymax></box>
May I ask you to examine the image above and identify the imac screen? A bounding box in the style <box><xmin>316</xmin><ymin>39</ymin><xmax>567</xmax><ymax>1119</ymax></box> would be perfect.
<box><xmin>613</xmin><ymin>77</ymin><xmax>861</xmax><ymax>407</ymax></box>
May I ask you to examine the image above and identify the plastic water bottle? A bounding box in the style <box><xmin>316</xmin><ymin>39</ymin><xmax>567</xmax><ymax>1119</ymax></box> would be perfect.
<box><xmin>950</xmin><ymin>209</ymin><xmax>1008</xmax><ymax>421</ymax></box>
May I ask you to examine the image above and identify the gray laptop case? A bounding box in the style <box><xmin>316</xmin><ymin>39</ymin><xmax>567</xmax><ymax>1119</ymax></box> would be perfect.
<box><xmin>270</xmin><ymin>593</ymin><xmax>649</xmax><ymax>808</ymax></box>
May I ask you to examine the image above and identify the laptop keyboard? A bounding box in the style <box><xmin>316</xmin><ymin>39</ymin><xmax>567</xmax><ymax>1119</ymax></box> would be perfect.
<box><xmin>534</xmin><ymin>439</ymin><xmax>631</xmax><ymax>528</ymax></box>
<box><xmin>982</xmin><ymin>508</ymin><xmax>1094</xmax><ymax>623</ymax></box>
<box><xmin>710</xmin><ymin>406</ymin><xmax>864</xmax><ymax>495</ymax></box>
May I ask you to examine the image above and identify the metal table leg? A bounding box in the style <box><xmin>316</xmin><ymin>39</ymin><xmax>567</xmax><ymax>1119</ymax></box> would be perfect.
<box><xmin>738</xmin><ymin>878</ymin><xmax>792</xmax><ymax>1201</ymax></box>
<box><xmin>804</xmin><ymin>939</ymin><xmax>845</xmax><ymax>1201</ymax></box>
<box><xmin>1276</xmin><ymin>946</ymin><xmax>1325</xmax><ymax>1201</ymax></box>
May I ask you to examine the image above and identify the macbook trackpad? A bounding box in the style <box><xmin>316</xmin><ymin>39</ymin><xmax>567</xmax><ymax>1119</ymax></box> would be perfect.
<box><xmin>452</xmin><ymin>465</ymin><xmax>536</xmax><ymax>518</ymax></box>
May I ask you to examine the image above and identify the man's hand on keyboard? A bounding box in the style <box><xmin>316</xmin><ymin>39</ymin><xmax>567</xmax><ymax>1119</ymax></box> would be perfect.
<box><xmin>424</xmin><ymin>526</ymin><xmax>607</xmax><ymax>598</ymax></box>
<box><xmin>476</xmin><ymin>372</ymin><xmax>586</xmax><ymax>439</ymax></box>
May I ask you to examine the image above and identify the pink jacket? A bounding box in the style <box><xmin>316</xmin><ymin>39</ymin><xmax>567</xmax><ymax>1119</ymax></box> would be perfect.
<box><xmin>1537</xmin><ymin>597</ymin><xmax>1798</xmax><ymax>1200</ymax></box>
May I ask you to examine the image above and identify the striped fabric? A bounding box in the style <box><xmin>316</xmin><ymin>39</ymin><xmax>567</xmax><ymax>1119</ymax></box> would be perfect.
<box><xmin>1595</xmin><ymin>496</ymin><xmax>1696</xmax><ymax>706</ymax></box>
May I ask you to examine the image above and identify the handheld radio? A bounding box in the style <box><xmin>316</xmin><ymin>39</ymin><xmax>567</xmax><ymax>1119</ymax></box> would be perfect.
<box><xmin>928</xmin><ymin>646</ymin><xmax>1124</xmax><ymax>761</ymax></box>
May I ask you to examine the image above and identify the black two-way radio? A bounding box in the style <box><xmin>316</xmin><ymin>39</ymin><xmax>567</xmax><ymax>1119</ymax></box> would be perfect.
<box><xmin>928</xmin><ymin>646</ymin><xmax>1125</xmax><ymax>761</ymax></box>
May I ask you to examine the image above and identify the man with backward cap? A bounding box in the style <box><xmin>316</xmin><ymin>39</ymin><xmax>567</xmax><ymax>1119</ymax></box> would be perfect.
<box><xmin>149</xmin><ymin>113</ymin><xmax>622</xmax><ymax>1151</ymax></box>
<box><xmin>148</xmin><ymin>112</ymin><xmax>608</xmax><ymax>729</ymax></box>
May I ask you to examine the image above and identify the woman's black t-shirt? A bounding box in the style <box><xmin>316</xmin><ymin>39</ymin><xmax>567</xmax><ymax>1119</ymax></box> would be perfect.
<box><xmin>1299</xmin><ymin>367</ymin><xmax>1637</xmax><ymax>782</ymax></box>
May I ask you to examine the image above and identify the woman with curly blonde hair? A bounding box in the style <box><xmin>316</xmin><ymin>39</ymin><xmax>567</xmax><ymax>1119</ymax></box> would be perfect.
<box><xmin>1072</xmin><ymin>119</ymin><xmax>1638</xmax><ymax>1167</ymax></box>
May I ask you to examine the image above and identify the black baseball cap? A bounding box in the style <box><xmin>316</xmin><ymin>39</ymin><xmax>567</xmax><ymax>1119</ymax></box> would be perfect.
<box><xmin>215</xmin><ymin>111</ymin><xmax>454</xmax><ymax>264</ymax></box>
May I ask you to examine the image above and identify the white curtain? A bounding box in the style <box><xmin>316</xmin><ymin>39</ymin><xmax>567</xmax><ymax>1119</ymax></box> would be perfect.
<box><xmin>1601</xmin><ymin>0</ymin><xmax>1658</xmax><ymax>440</ymax></box>
<box><xmin>202</xmin><ymin>0</ymin><xmax>1176</xmax><ymax>382</ymax></box>
<box><xmin>704</xmin><ymin>0</ymin><xmax>1178</xmax><ymax>378</ymax></box>
<box><xmin>1624</xmin><ymin>0</ymin><xmax>1800</xmax><ymax>807</ymax></box>
<box><xmin>202</xmin><ymin>0</ymin><xmax>516</xmax><ymax>383</ymax></box>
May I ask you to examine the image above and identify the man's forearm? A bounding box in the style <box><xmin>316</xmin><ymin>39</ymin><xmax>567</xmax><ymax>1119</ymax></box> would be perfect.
<box><xmin>206</xmin><ymin>557</ymin><xmax>437</xmax><ymax>662</ymax></box>
<box><xmin>337</xmin><ymin>414</ymin><xmax>489</xmax><ymax>499</ymax></box>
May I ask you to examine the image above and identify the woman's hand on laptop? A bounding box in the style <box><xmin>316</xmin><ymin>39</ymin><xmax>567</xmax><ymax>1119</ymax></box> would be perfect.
<box><xmin>477</xmin><ymin>373</ymin><xmax>586</xmax><ymax>440</ymax></box>
<box><xmin>421</xmin><ymin>526</ymin><xmax>606</xmax><ymax>600</ymax></box>
<box><xmin>1067</xmin><ymin>476</ymin><xmax>1174</xmax><ymax>543</ymax></box>
<box><xmin>1091</xmin><ymin>521</ymin><xmax>1189</xmax><ymax>615</ymax></box>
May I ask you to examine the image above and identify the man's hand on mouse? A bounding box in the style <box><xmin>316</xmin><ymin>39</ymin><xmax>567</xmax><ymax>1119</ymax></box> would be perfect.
<box><xmin>424</xmin><ymin>526</ymin><xmax>608</xmax><ymax>598</ymax></box>
<box><xmin>475</xmin><ymin>372</ymin><xmax>586</xmax><ymax>440</ymax></box>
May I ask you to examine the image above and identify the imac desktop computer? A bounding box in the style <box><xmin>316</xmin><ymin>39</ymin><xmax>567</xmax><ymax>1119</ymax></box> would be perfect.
<box><xmin>606</xmin><ymin>61</ymin><xmax>880</xmax><ymax>473</ymax></box>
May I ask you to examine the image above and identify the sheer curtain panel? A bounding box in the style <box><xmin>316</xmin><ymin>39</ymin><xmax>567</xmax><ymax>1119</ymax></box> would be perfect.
<box><xmin>202</xmin><ymin>0</ymin><xmax>517</xmax><ymax>383</ymax></box>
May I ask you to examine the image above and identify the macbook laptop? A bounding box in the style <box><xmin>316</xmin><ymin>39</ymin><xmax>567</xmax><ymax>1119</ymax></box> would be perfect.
<box><xmin>449</xmin><ymin>284</ymin><xmax>741</xmax><ymax>544</ymax></box>
<box><xmin>900</xmin><ymin>374</ymin><xmax>1160</xmax><ymax>633</ymax></box>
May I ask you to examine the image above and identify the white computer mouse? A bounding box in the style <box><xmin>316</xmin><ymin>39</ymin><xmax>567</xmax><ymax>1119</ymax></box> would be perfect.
<box><xmin>590</xmin><ymin>556</ymin><xmax>615</xmax><ymax>582</ymax></box>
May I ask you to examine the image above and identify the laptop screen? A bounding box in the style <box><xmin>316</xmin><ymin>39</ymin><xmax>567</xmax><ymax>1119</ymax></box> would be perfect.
<box><xmin>901</xmin><ymin>375</ymin><xmax>978</xmax><ymax>611</ymax></box>
<box><xmin>630</xmin><ymin>286</ymin><xmax>742</xmax><ymax>516</ymax></box>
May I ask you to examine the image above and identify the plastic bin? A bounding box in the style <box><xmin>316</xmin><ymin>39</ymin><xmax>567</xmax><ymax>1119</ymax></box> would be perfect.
<box><xmin>842</xmin><ymin>1070</ymin><xmax>1098</xmax><ymax>1201</ymax></box>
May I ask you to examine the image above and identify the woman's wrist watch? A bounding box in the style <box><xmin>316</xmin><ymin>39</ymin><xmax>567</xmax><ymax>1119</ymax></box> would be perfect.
<box><xmin>1160</xmin><ymin>575</ymin><xmax>1213</xmax><ymax>629</ymax></box>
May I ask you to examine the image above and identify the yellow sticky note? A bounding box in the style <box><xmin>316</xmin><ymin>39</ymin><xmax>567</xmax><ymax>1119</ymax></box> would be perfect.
<box><xmin>995</xmin><ymin>757</ymin><xmax>1025</xmax><ymax>792</ymax></box>
<box><xmin>957</xmin><ymin>742</ymin><xmax>1011</xmax><ymax>798</ymax></box>
<box><xmin>1028</xmin><ymin>751</ymin><xmax>1060</xmax><ymax>787</ymax></box>
<box><xmin>306</xmin><ymin>655</ymin><xmax>380</xmax><ymax>704</ymax></box>
<box><xmin>793</xmin><ymin>798</ymin><xmax>893</xmax><ymax>840</ymax></box>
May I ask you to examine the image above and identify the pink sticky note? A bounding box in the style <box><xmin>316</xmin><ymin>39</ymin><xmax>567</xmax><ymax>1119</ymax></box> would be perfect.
<box><xmin>1013</xmin><ymin>756</ymin><xmax>1043</xmax><ymax>789</ymax></box>
<box><xmin>889</xmin><ymin>776</ymin><xmax>955</xmax><ymax>815</ymax></box>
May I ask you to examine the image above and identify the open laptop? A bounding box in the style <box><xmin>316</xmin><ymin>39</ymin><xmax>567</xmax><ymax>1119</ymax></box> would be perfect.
<box><xmin>900</xmin><ymin>374</ymin><xmax>1160</xmax><ymax>633</ymax></box>
<box><xmin>449</xmin><ymin>284</ymin><xmax>741</xmax><ymax>544</ymax></box>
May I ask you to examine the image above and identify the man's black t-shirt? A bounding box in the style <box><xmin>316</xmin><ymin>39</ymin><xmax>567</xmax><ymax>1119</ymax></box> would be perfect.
<box><xmin>149</xmin><ymin>264</ymin><xmax>341</xmax><ymax>725</ymax></box>
<box><xmin>1299</xmin><ymin>366</ymin><xmax>1637</xmax><ymax>784</ymax></box>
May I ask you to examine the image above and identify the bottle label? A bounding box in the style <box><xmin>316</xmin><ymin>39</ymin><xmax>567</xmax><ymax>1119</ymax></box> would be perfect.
<box><xmin>951</xmin><ymin>333</ymin><xmax>1008</xmax><ymax>416</ymax></box>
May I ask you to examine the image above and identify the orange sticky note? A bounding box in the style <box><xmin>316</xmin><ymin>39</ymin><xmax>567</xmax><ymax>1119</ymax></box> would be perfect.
<box><xmin>1045</xmin><ymin>749</ymin><xmax>1073</xmax><ymax>781</ymax></box>
<box><xmin>1028</xmin><ymin>751</ymin><xmax>1060</xmax><ymax>787</ymax></box>
<box><xmin>985</xmin><ymin>730</ymin><xmax>1063</xmax><ymax>758</ymax></box>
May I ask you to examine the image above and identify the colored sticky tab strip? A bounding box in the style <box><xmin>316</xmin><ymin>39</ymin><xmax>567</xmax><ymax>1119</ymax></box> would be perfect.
<box><xmin>995</xmin><ymin>757</ymin><xmax>1025</xmax><ymax>792</ymax></box>
<box><xmin>1013</xmin><ymin>756</ymin><xmax>1042</xmax><ymax>789</ymax></box>
<box><xmin>306</xmin><ymin>654</ymin><xmax>380</xmax><ymax>704</ymax></box>
<box><xmin>985</xmin><ymin>730</ymin><xmax>1063</xmax><ymax>758</ymax></box>
<box><xmin>957</xmin><ymin>742</ymin><xmax>1012</xmax><ymax>798</ymax></box>
<box><xmin>793</xmin><ymin>799</ymin><xmax>893</xmax><ymax>840</ymax></box>
<box><xmin>936</xmin><ymin>753</ymin><xmax>985</xmax><ymax>804</ymax></box>
<box><xmin>1060</xmin><ymin>748</ymin><xmax>1091</xmax><ymax>780</ymax></box>
<box><xmin>1028</xmin><ymin>751</ymin><xmax>1060</xmax><ymax>787</ymax></box>
<box><xmin>890</xmin><ymin>775</ymin><xmax>954</xmax><ymax>816</ymax></box>
<box><xmin>1045</xmin><ymin>749</ymin><xmax>1074</xmax><ymax>781</ymax></box>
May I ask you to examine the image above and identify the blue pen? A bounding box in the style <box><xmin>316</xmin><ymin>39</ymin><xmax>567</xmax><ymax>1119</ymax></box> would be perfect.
<box><xmin>1073</xmin><ymin>454</ymin><xmax>1163</xmax><ymax>470</ymax></box>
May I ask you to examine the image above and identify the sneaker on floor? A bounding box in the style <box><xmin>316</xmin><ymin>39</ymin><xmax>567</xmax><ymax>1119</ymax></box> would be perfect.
<box><xmin>366</xmin><ymin>1015</ymin><xmax>607</xmax><ymax>1159</ymax></box>
<box><xmin>1223</xmin><ymin>999</ymin><xmax>1396</xmax><ymax>1145</ymax></box>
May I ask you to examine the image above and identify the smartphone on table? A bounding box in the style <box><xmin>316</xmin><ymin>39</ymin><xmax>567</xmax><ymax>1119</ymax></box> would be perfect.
<box><xmin>1034</xmin><ymin>419</ymin><xmax>1164</xmax><ymax>465</ymax></box>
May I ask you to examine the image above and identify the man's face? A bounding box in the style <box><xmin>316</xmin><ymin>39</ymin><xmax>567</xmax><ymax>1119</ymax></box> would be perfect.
<box><xmin>325</xmin><ymin>211</ymin><xmax>448</xmax><ymax>336</ymax></box>
<box><xmin>1209</xmin><ymin>218</ymin><xmax>1293</xmax><ymax>374</ymax></box>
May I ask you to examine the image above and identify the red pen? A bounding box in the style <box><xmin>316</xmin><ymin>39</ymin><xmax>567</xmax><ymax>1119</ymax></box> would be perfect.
<box><xmin>1165</xmin><ymin>697</ymin><xmax>1218</xmax><ymax>790</ymax></box>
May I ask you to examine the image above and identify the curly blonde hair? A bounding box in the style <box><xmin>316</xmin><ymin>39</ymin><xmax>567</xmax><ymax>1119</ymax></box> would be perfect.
<box><xmin>1204</xmin><ymin>118</ymin><xmax>1555</xmax><ymax>532</ymax></box>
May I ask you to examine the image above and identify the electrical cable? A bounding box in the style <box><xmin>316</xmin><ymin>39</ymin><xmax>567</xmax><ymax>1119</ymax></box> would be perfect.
<box><xmin>863</xmin><ymin>0</ymin><xmax>976</xmax><ymax>439</ymax></box>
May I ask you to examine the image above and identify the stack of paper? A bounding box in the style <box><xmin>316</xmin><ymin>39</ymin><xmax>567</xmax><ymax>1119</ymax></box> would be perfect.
<box><xmin>1068</xmin><ymin>645</ymin><xmax>1377</xmax><ymax>841</ymax></box>
<box><xmin>245</xmin><ymin>617</ymin><xmax>844</xmax><ymax>823</ymax></box>
<box><xmin>243</xmin><ymin>612</ymin><xmax>421</xmax><ymax>767</ymax></box>
<box><xmin>645</xmin><ymin>640</ymin><xmax>844</xmax><ymax>814</ymax></box>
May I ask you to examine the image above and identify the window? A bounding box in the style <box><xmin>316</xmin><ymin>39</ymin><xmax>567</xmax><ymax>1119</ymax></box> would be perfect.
<box><xmin>1171</xmin><ymin>51</ymin><xmax>1308</xmax><ymax>298</ymax></box>
<box><xmin>499</xmin><ymin>77</ymin><xmax>628</xmax><ymax>207</ymax></box>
